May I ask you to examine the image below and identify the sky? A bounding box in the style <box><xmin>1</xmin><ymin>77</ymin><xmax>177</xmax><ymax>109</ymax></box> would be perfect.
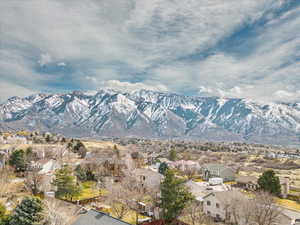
<box><xmin>0</xmin><ymin>0</ymin><xmax>300</xmax><ymax>103</ymax></box>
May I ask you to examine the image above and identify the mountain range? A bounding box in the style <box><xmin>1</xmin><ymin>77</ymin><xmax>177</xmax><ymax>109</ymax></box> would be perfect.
<box><xmin>1</xmin><ymin>89</ymin><xmax>300</xmax><ymax>146</ymax></box>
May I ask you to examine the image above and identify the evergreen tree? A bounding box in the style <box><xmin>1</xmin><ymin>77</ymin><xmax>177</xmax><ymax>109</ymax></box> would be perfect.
<box><xmin>9</xmin><ymin>149</ymin><xmax>27</xmax><ymax>172</ymax></box>
<box><xmin>25</xmin><ymin>147</ymin><xmax>37</xmax><ymax>162</ymax></box>
<box><xmin>45</xmin><ymin>135</ymin><xmax>51</xmax><ymax>143</ymax></box>
<box><xmin>74</xmin><ymin>165</ymin><xmax>96</xmax><ymax>181</ymax></box>
<box><xmin>258</xmin><ymin>170</ymin><xmax>282</xmax><ymax>197</ymax></box>
<box><xmin>74</xmin><ymin>165</ymin><xmax>87</xmax><ymax>181</ymax></box>
<box><xmin>0</xmin><ymin>203</ymin><xmax>8</xmax><ymax>225</ymax></box>
<box><xmin>72</xmin><ymin>141</ymin><xmax>87</xmax><ymax>158</ymax></box>
<box><xmin>9</xmin><ymin>196</ymin><xmax>44</xmax><ymax>225</ymax></box>
<box><xmin>159</xmin><ymin>162</ymin><xmax>169</xmax><ymax>175</ymax></box>
<box><xmin>53</xmin><ymin>166</ymin><xmax>81</xmax><ymax>200</ymax></box>
<box><xmin>160</xmin><ymin>169</ymin><xmax>194</xmax><ymax>221</ymax></box>
<box><xmin>169</xmin><ymin>148</ymin><xmax>177</xmax><ymax>161</ymax></box>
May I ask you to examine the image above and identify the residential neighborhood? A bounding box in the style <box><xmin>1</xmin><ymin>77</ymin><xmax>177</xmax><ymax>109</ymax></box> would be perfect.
<box><xmin>1</xmin><ymin>131</ymin><xmax>300</xmax><ymax>225</ymax></box>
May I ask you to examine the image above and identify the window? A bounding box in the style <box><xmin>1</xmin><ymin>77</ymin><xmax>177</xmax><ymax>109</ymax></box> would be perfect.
<box><xmin>207</xmin><ymin>201</ymin><xmax>211</xmax><ymax>206</ymax></box>
<box><xmin>216</xmin><ymin>203</ymin><xmax>220</xmax><ymax>208</ymax></box>
<box><xmin>207</xmin><ymin>211</ymin><xmax>211</xmax><ymax>215</ymax></box>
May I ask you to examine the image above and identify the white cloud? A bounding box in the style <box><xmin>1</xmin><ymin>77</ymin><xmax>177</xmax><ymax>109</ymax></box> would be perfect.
<box><xmin>0</xmin><ymin>81</ymin><xmax>36</xmax><ymax>102</ymax></box>
<box><xmin>0</xmin><ymin>0</ymin><xmax>299</xmax><ymax>102</ymax></box>
<box><xmin>38</xmin><ymin>53</ymin><xmax>52</xmax><ymax>66</ymax></box>
<box><xmin>57</xmin><ymin>62</ymin><xmax>66</xmax><ymax>67</ymax></box>
<box><xmin>274</xmin><ymin>90</ymin><xmax>300</xmax><ymax>102</ymax></box>
<box><xmin>98</xmin><ymin>80</ymin><xmax>168</xmax><ymax>93</ymax></box>
<box><xmin>0</xmin><ymin>0</ymin><xmax>285</xmax><ymax>68</ymax></box>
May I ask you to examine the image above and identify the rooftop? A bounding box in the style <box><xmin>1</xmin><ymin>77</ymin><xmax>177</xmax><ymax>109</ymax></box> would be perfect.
<box><xmin>203</xmin><ymin>190</ymin><xmax>246</xmax><ymax>205</ymax></box>
<box><xmin>71</xmin><ymin>210</ymin><xmax>131</xmax><ymax>225</ymax></box>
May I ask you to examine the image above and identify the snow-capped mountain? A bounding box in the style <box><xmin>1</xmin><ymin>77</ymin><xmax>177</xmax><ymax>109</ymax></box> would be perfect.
<box><xmin>1</xmin><ymin>89</ymin><xmax>300</xmax><ymax>145</ymax></box>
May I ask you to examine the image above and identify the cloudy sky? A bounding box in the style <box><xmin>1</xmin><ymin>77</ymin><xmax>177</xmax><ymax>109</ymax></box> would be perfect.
<box><xmin>0</xmin><ymin>0</ymin><xmax>300</xmax><ymax>102</ymax></box>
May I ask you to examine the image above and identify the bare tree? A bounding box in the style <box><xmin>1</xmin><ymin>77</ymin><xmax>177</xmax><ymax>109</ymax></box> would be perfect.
<box><xmin>184</xmin><ymin>167</ymin><xmax>198</xmax><ymax>180</ymax></box>
<box><xmin>106</xmin><ymin>182</ymin><xmax>132</xmax><ymax>220</ymax></box>
<box><xmin>251</xmin><ymin>192</ymin><xmax>282</xmax><ymax>225</ymax></box>
<box><xmin>43</xmin><ymin>198</ymin><xmax>78</xmax><ymax>225</ymax></box>
<box><xmin>228</xmin><ymin>192</ymin><xmax>282</xmax><ymax>225</ymax></box>
<box><xmin>24</xmin><ymin>170</ymin><xmax>43</xmax><ymax>195</ymax></box>
<box><xmin>228</xmin><ymin>195</ymin><xmax>254</xmax><ymax>225</ymax></box>
<box><xmin>0</xmin><ymin>166</ymin><xmax>13</xmax><ymax>197</ymax></box>
<box><xmin>106</xmin><ymin>172</ymin><xmax>158</xmax><ymax>224</ymax></box>
<box><xmin>182</xmin><ymin>201</ymin><xmax>215</xmax><ymax>225</ymax></box>
<box><xmin>123</xmin><ymin>173</ymin><xmax>151</xmax><ymax>225</ymax></box>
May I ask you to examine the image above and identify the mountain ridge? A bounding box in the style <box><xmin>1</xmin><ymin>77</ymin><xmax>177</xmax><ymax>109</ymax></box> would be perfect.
<box><xmin>1</xmin><ymin>89</ymin><xmax>300</xmax><ymax>146</ymax></box>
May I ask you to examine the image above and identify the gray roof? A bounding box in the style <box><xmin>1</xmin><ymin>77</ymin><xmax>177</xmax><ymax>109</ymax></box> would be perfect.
<box><xmin>203</xmin><ymin>191</ymin><xmax>245</xmax><ymax>205</ymax></box>
<box><xmin>236</xmin><ymin>175</ymin><xmax>258</xmax><ymax>184</ymax></box>
<box><xmin>202</xmin><ymin>163</ymin><xmax>234</xmax><ymax>172</ymax></box>
<box><xmin>71</xmin><ymin>210</ymin><xmax>131</xmax><ymax>225</ymax></box>
<box><xmin>133</xmin><ymin>168</ymin><xmax>163</xmax><ymax>178</ymax></box>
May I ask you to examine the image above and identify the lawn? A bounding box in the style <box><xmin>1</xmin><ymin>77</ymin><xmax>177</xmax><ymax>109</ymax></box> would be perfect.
<box><xmin>105</xmin><ymin>202</ymin><xmax>151</xmax><ymax>224</ymax></box>
<box><xmin>276</xmin><ymin>198</ymin><xmax>300</xmax><ymax>212</ymax></box>
<box><xmin>224</xmin><ymin>181</ymin><xmax>237</xmax><ymax>185</ymax></box>
<box><xmin>73</xmin><ymin>181</ymin><xmax>104</xmax><ymax>201</ymax></box>
<box><xmin>111</xmin><ymin>207</ymin><xmax>150</xmax><ymax>225</ymax></box>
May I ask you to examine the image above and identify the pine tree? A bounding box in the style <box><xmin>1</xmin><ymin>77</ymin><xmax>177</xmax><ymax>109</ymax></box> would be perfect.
<box><xmin>258</xmin><ymin>170</ymin><xmax>282</xmax><ymax>197</ymax></box>
<box><xmin>160</xmin><ymin>169</ymin><xmax>194</xmax><ymax>221</ymax></box>
<box><xmin>9</xmin><ymin>196</ymin><xmax>44</xmax><ymax>225</ymax></box>
<box><xmin>45</xmin><ymin>135</ymin><xmax>51</xmax><ymax>143</ymax></box>
<box><xmin>75</xmin><ymin>165</ymin><xmax>88</xmax><ymax>181</ymax></box>
<box><xmin>159</xmin><ymin>162</ymin><xmax>169</xmax><ymax>175</ymax></box>
<box><xmin>169</xmin><ymin>148</ymin><xmax>177</xmax><ymax>161</ymax></box>
<box><xmin>53</xmin><ymin>166</ymin><xmax>81</xmax><ymax>200</ymax></box>
<box><xmin>9</xmin><ymin>149</ymin><xmax>27</xmax><ymax>172</ymax></box>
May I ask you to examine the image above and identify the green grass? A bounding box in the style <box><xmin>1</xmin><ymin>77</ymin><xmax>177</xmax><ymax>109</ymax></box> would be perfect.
<box><xmin>73</xmin><ymin>181</ymin><xmax>103</xmax><ymax>201</ymax></box>
<box><xmin>277</xmin><ymin>198</ymin><xmax>300</xmax><ymax>212</ymax></box>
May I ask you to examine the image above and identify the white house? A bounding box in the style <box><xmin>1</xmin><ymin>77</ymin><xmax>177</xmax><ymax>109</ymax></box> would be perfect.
<box><xmin>202</xmin><ymin>191</ymin><xmax>245</xmax><ymax>222</ymax></box>
<box><xmin>172</xmin><ymin>160</ymin><xmax>200</xmax><ymax>172</ymax></box>
<box><xmin>30</xmin><ymin>159</ymin><xmax>61</xmax><ymax>175</ymax></box>
<box><xmin>0</xmin><ymin>136</ymin><xmax>4</xmax><ymax>144</ymax></box>
<box><xmin>0</xmin><ymin>151</ymin><xmax>6</xmax><ymax>169</ymax></box>
<box><xmin>5</xmin><ymin>135</ymin><xmax>28</xmax><ymax>144</ymax></box>
<box><xmin>185</xmin><ymin>180</ymin><xmax>230</xmax><ymax>203</ymax></box>
<box><xmin>203</xmin><ymin>190</ymin><xmax>299</xmax><ymax>225</ymax></box>
<box><xmin>132</xmin><ymin>168</ymin><xmax>163</xmax><ymax>191</ymax></box>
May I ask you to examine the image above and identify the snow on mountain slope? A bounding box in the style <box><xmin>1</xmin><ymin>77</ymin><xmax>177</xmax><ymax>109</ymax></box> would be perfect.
<box><xmin>1</xmin><ymin>89</ymin><xmax>300</xmax><ymax>145</ymax></box>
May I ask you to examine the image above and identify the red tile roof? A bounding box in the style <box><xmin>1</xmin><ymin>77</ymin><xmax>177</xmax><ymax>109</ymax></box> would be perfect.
<box><xmin>141</xmin><ymin>220</ymin><xmax>165</xmax><ymax>225</ymax></box>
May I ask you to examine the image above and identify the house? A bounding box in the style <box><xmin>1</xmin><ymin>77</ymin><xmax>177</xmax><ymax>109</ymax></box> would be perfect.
<box><xmin>185</xmin><ymin>180</ymin><xmax>230</xmax><ymax>202</ymax></box>
<box><xmin>203</xmin><ymin>191</ymin><xmax>299</xmax><ymax>225</ymax></box>
<box><xmin>172</xmin><ymin>160</ymin><xmax>200</xmax><ymax>172</ymax></box>
<box><xmin>131</xmin><ymin>152</ymin><xmax>146</xmax><ymax>168</ymax></box>
<box><xmin>0</xmin><ymin>151</ymin><xmax>7</xmax><ymax>169</ymax></box>
<box><xmin>5</xmin><ymin>135</ymin><xmax>28</xmax><ymax>144</ymax></box>
<box><xmin>132</xmin><ymin>168</ymin><xmax>163</xmax><ymax>191</ymax></box>
<box><xmin>30</xmin><ymin>159</ymin><xmax>61</xmax><ymax>175</ymax></box>
<box><xmin>202</xmin><ymin>191</ymin><xmax>245</xmax><ymax>222</ymax></box>
<box><xmin>235</xmin><ymin>175</ymin><xmax>259</xmax><ymax>191</ymax></box>
<box><xmin>0</xmin><ymin>136</ymin><xmax>4</xmax><ymax>144</ymax></box>
<box><xmin>0</xmin><ymin>147</ymin><xmax>12</xmax><ymax>169</ymax></box>
<box><xmin>147</xmin><ymin>152</ymin><xmax>160</xmax><ymax>165</ymax></box>
<box><xmin>235</xmin><ymin>175</ymin><xmax>290</xmax><ymax>198</ymax></box>
<box><xmin>280</xmin><ymin>177</ymin><xmax>290</xmax><ymax>199</ymax></box>
<box><xmin>71</xmin><ymin>209</ymin><xmax>131</xmax><ymax>225</ymax></box>
<box><xmin>202</xmin><ymin>164</ymin><xmax>235</xmax><ymax>182</ymax></box>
